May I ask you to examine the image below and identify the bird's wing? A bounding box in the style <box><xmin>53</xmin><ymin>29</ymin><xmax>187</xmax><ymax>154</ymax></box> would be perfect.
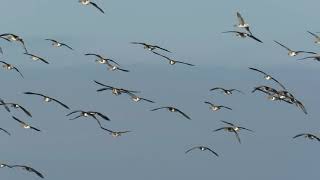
<box><xmin>94</xmin><ymin>80</ymin><xmax>113</xmax><ymax>88</ymax></box>
<box><xmin>206</xmin><ymin>147</ymin><xmax>219</xmax><ymax>157</ymax></box>
<box><xmin>232</xmin><ymin>129</ymin><xmax>241</xmax><ymax>144</ymax></box>
<box><xmin>95</xmin><ymin>112</ymin><xmax>110</xmax><ymax>121</ymax></box>
<box><xmin>24</xmin><ymin>92</ymin><xmax>45</xmax><ymax>97</ymax></box>
<box><xmin>204</xmin><ymin>101</ymin><xmax>213</xmax><ymax>106</ymax></box>
<box><xmin>140</xmin><ymin>98</ymin><xmax>155</xmax><ymax>103</ymax></box>
<box><xmin>239</xmin><ymin>127</ymin><xmax>254</xmax><ymax>132</ymax></box>
<box><xmin>213</xmin><ymin>127</ymin><xmax>227</xmax><ymax>132</ymax></box>
<box><xmin>175</xmin><ymin>61</ymin><xmax>195</xmax><ymax>66</ymax></box>
<box><xmin>248</xmin><ymin>34</ymin><xmax>263</xmax><ymax>43</ymax></box>
<box><xmin>185</xmin><ymin>146</ymin><xmax>199</xmax><ymax>153</ymax></box>
<box><xmin>0</xmin><ymin>99</ymin><xmax>10</xmax><ymax>112</ymax></box>
<box><xmin>13</xmin><ymin>67</ymin><xmax>24</xmax><ymax>78</ymax></box>
<box><xmin>152</xmin><ymin>51</ymin><xmax>170</xmax><ymax>60</ymax></box>
<box><xmin>0</xmin><ymin>61</ymin><xmax>9</xmax><ymax>65</ymax></box>
<box><xmin>295</xmin><ymin>51</ymin><xmax>317</xmax><ymax>55</ymax></box>
<box><xmin>230</xmin><ymin>89</ymin><xmax>245</xmax><ymax>94</ymax></box>
<box><xmin>85</xmin><ymin>53</ymin><xmax>102</xmax><ymax>59</ymax></box>
<box><xmin>90</xmin><ymin>2</ymin><xmax>105</xmax><ymax>14</ymax></box>
<box><xmin>16</xmin><ymin>104</ymin><xmax>32</xmax><ymax>117</ymax></box>
<box><xmin>150</xmin><ymin>107</ymin><xmax>168</xmax><ymax>111</ymax></box>
<box><xmin>274</xmin><ymin>40</ymin><xmax>292</xmax><ymax>51</ymax></box>
<box><xmin>270</xmin><ymin>77</ymin><xmax>286</xmax><ymax>90</ymax></box>
<box><xmin>45</xmin><ymin>39</ymin><xmax>57</xmax><ymax>43</ymax></box>
<box><xmin>248</xmin><ymin>67</ymin><xmax>268</xmax><ymax>76</ymax></box>
<box><xmin>220</xmin><ymin>120</ymin><xmax>235</xmax><ymax>126</ymax></box>
<box><xmin>61</xmin><ymin>43</ymin><xmax>73</xmax><ymax>50</ymax></box>
<box><xmin>51</xmin><ymin>97</ymin><xmax>70</xmax><ymax>109</ymax></box>
<box><xmin>11</xmin><ymin>116</ymin><xmax>25</xmax><ymax>125</ymax></box>
<box><xmin>175</xmin><ymin>108</ymin><xmax>191</xmax><ymax>120</ymax></box>
<box><xmin>210</xmin><ymin>87</ymin><xmax>224</xmax><ymax>91</ymax></box>
<box><xmin>117</xmin><ymin>67</ymin><xmax>130</xmax><ymax>72</ymax></box>
<box><xmin>31</xmin><ymin>126</ymin><xmax>41</xmax><ymax>132</ymax></box>
<box><xmin>236</xmin><ymin>12</ymin><xmax>245</xmax><ymax>25</ymax></box>
<box><xmin>295</xmin><ymin>100</ymin><xmax>307</xmax><ymax>115</ymax></box>
<box><xmin>293</xmin><ymin>134</ymin><xmax>305</xmax><ymax>139</ymax></box>
<box><xmin>0</xmin><ymin>128</ymin><xmax>11</xmax><ymax>136</ymax></box>
<box><xmin>307</xmin><ymin>31</ymin><xmax>320</xmax><ymax>40</ymax></box>
<box><xmin>220</xmin><ymin>106</ymin><xmax>232</xmax><ymax>110</ymax></box>
<box><xmin>101</xmin><ymin>127</ymin><xmax>113</xmax><ymax>133</ymax></box>
<box><xmin>153</xmin><ymin>45</ymin><xmax>171</xmax><ymax>53</ymax></box>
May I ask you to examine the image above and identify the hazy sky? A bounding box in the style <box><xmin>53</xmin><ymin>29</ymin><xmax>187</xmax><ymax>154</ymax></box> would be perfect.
<box><xmin>1</xmin><ymin>0</ymin><xmax>320</xmax><ymax>179</ymax></box>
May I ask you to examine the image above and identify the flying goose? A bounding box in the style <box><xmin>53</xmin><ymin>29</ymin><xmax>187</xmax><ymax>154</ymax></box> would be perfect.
<box><xmin>0</xmin><ymin>101</ymin><xmax>32</xmax><ymax>117</ymax></box>
<box><xmin>94</xmin><ymin>80</ymin><xmax>139</xmax><ymax>96</ymax></box>
<box><xmin>0</xmin><ymin>163</ymin><xmax>44</xmax><ymax>178</ymax></box>
<box><xmin>24</xmin><ymin>92</ymin><xmax>70</xmax><ymax>109</ymax></box>
<box><xmin>274</xmin><ymin>40</ymin><xmax>316</xmax><ymax>57</ymax></box>
<box><xmin>66</xmin><ymin>110</ymin><xmax>110</xmax><ymax>128</ymax></box>
<box><xmin>12</xmin><ymin>116</ymin><xmax>40</xmax><ymax>132</ymax></box>
<box><xmin>307</xmin><ymin>31</ymin><xmax>320</xmax><ymax>44</ymax></box>
<box><xmin>249</xmin><ymin>67</ymin><xmax>286</xmax><ymax>90</ymax></box>
<box><xmin>234</xmin><ymin>12</ymin><xmax>251</xmax><ymax>34</ymax></box>
<box><xmin>23</xmin><ymin>53</ymin><xmax>49</xmax><ymax>64</ymax></box>
<box><xmin>0</xmin><ymin>61</ymin><xmax>24</xmax><ymax>78</ymax></box>
<box><xmin>150</xmin><ymin>106</ymin><xmax>191</xmax><ymax>120</ymax></box>
<box><xmin>0</xmin><ymin>33</ymin><xmax>28</xmax><ymax>53</ymax></box>
<box><xmin>222</xmin><ymin>31</ymin><xmax>262</xmax><ymax>43</ymax></box>
<box><xmin>125</xmin><ymin>92</ymin><xmax>155</xmax><ymax>103</ymax></box>
<box><xmin>101</xmin><ymin>127</ymin><xmax>131</xmax><ymax>137</ymax></box>
<box><xmin>131</xmin><ymin>42</ymin><xmax>171</xmax><ymax>53</ymax></box>
<box><xmin>185</xmin><ymin>146</ymin><xmax>219</xmax><ymax>157</ymax></box>
<box><xmin>85</xmin><ymin>53</ymin><xmax>120</xmax><ymax>66</ymax></box>
<box><xmin>210</xmin><ymin>87</ymin><xmax>244</xmax><ymax>95</ymax></box>
<box><xmin>293</xmin><ymin>133</ymin><xmax>320</xmax><ymax>141</ymax></box>
<box><xmin>45</xmin><ymin>39</ymin><xmax>73</xmax><ymax>50</ymax></box>
<box><xmin>79</xmin><ymin>0</ymin><xmax>105</xmax><ymax>14</ymax></box>
<box><xmin>213</xmin><ymin>121</ymin><xmax>253</xmax><ymax>143</ymax></box>
<box><xmin>0</xmin><ymin>128</ymin><xmax>10</xmax><ymax>136</ymax></box>
<box><xmin>152</xmin><ymin>51</ymin><xmax>195</xmax><ymax>66</ymax></box>
<box><xmin>204</xmin><ymin>101</ymin><xmax>232</xmax><ymax>111</ymax></box>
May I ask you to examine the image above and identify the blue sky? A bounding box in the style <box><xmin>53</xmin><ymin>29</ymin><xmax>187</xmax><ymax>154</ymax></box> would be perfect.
<box><xmin>1</xmin><ymin>0</ymin><xmax>320</xmax><ymax>179</ymax></box>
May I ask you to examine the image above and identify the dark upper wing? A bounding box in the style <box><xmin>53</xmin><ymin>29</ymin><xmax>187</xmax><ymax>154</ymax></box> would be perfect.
<box><xmin>307</xmin><ymin>31</ymin><xmax>320</xmax><ymax>39</ymax></box>
<box><xmin>19</xmin><ymin>39</ymin><xmax>28</xmax><ymax>53</ymax></box>
<box><xmin>15</xmin><ymin>104</ymin><xmax>32</xmax><ymax>117</ymax></box>
<box><xmin>210</xmin><ymin>87</ymin><xmax>225</xmax><ymax>91</ymax></box>
<box><xmin>45</xmin><ymin>39</ymin><xmax>57</xmax><ymax>43</ymax></box>
<box><xmin>0</xmin><ymin>128</ymin><xmax>11</xmax><ymax>136</ymax></box>
<box><xmin>0</xmin><ymin>99</ymin><xmax>10</xmax><ymax>112</ymax></box>
<box><xmin>213</xmin><ymin>127</ymin><xmax>227</xmax><ymax>132</ymax></box>
<box><xmin>230</xmin><ymin>89</ymin><xmax>245</xmax><ymax>94</ymax></box>
<box><xmin>236</xmin><ymin>12</ymin><xmax>245</xmax><ymax>25</ymax></box>
<box><xmin>0</xmin><ymin>46</ymin><xmax>2</xmax><ymax>54</ymax></box>
<box><xmin>220</xmin><ymin>120</ymin><xmax>235</xmax><ymax>126</ymax></box>
<box><xmin>66</xmin><ymin>110</ymin><xmax>82</xmax><ymax>116</ymax></box>
<box><xmin>95</xmin><ymin>112</ymin><xmax>110</xmax><ymax>121</ymax></box>
<box><xmin>12</xmin><ymin>165</ymin><xmax>44</xmax><ymax>178</ymax></box>
<box><xmin>24</xmin><ymin>92</ymin><xmax>45</xmax><ymax>97</ymax></box>
<box><xmin>274</xmin><ymin>40</ymin><xmax>291</xmax><ymax>51</ymax></box>
<box><xmin>30</xmin><ymin>126</ymin><xmax>41</xmax><ymax>132</ymax></box>
<box><xmin>13</xmin><ymin>67</ymin><xmax>24</xmax><ymax>78</ymax></box>
<box><xmin>204</xmin><ymin>101</ymin><xmax>213</xmax><ymax>106</ymax></box>
<box><xmin>140</xmin><ymin>98</ymin><xmax>155</xmax><ymax>103</ymax></box>
<box><xmin>0</xmin><ymin>60</ymin><xmax>9</xmax><ymax>65</ymax></box>
<box><xmin>150</xmin><ymin>107</ymin><xmax>169</xmax><ymax>111</ymax></box>
<box><xmin>185</xmin><ymin>146</ymin><xmax>199</xmax><ymax>153</ymax></box>
<box><xmin>239</xmin><ymin>126</ymin><xmax>254</xmax><ymax>132</ymax></box>
<box><xmin>11</xmin><ymin>116</ymin><xmax>25</xmax><ymax>125</ymax></box>
<box><xmin>50</xmin><ymin>97</ymin><xmax>70</xmax><ymax>109</ymax></box>
<box><xmin>248</xmin><ymin>67</ymin><xmax>268</xmax><ymax>76</ymax></box>
<box><xmin>153</xmin><ymin>45</ymin><xmax>171</xmax><ymax>53</ymax></box>
<box><xmin>175</xmin><ymin>108</ymin><xmax>191</xmax><ymax>120</ymax></box>
<box><xmin>175</xmin><ymin>61</ymin><xmax>195</xmax><ymax>66</ymax></box>
<box><xmin>248</xmin><ymin>34</ymin><xmax>263</xmax><ymax>43</ymax></box>
<box><xmin>295</xmin><ymin>51</ymin><xmax>317</xmax><ymax>55</ymax></box>
<box><xmin>293</xmin><ymin>133</ymin><xmax>305</xmax><ymax>139</ymax></box>
<box><xmin>220</xmin><ymin>106</ymin><xmax>232</xmax><ymax>110</ymax></box>
<box><xmin>294</xmin><ymin>100</ymin><xmax>307</xmax><ymax>115</ymax></box>
<box><xmin>117</xmin><ymin>67</ymin><xmax>130</xmax><ymax>72</ymax></box>
<box><xmin>94</xmin><ymin>80</ymin><xmax>113</xmax><ymax>88</ymax></box>
<box><xmin>205</xmin><ymin>147</ymin><xmax>219</xmax><ymax>157</ymax></box>
<box><xmin>231</xmin><ymin>129</ymin><xmax>241</xmax><ymax>144</ymax></box>
<box><xmin>90</xmin><ymin>2</ymin><xmax>105</xmax><ymax>14</ymax></box>
<box><xmin>222</xmin><ymin>30</ymin><xmax>242</xmax><ymax>34</ymax></box>
<box><xmin>270</xmin><ymin>77</ymin><xmax>286</xmax><ymax>90</ymax></box>
<box><xmin>61</xmin><ymin>43</ymin><xmax>73</xmax><ymax>50</ymax></box>
<box><xmin>130</xmin><ymin>42</ymin><xmax>146</xmax><ymax>45</ymax></box>
<box><xmin>85</xmin><ymin>53</ymin><xmax>103</xmax><ymax>59</ymax></box>
<box><xmin>101</xmin><ymin>127</ymin><xmax>113</xmax><ymax>133</ymax></box>
<box><xmin>152</xmin><ymin>51</ymin><xmax>170</xmax><ymax>60</ymax></box>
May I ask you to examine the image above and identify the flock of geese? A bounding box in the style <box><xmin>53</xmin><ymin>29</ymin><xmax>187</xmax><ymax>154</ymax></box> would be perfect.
<box><xmin>0</xmin><ymin>1</ymin><xmax>319</xmax><ymax>179</ymax></box>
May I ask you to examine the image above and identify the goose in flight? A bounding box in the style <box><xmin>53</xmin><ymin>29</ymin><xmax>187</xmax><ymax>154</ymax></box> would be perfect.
<box><xmin>293</xmin><ymin>133</ymin><xmax>320</xmax><ymax>141</ymax></box>
<box><xmin>0</xmin><ymin>163</ymin><xmax>44</xmax><ymax>178</ymax></box>
<box><xmin>125</xmin><ymin>92</ymin><xmax>155</xmax><ymax>103</ymax></box>
<box><xmin>94</xmin><ymin>80</ymin><xmax>139</xmax><ymax>96</ymax></box>
<box><xmin>152</xmin><ymin>51</ymin><xmax>195</xmax><ymax>66</ymax></box>
<box><xmin>0</xmin><ymin>33</ymin><xmax>28</xmax><ymax>53</ymax></box>
<box><xmin>210</xmin><ymin>87</ymin><xmax>244</xmax><ymax>95</ymax></box>
<box><xmin>24</xmin><ymin>92</ymin><xmax>70</xmax><ymax>109</ymax></box>
<box><xmin>213</xmin><ymin>120</ymin><xmax>253</xmax><ymax>143</ymax></box>
<box><xmin>66</xmin><ymin>110</ymin><xmax>110</xmax><ymax>128</ymax></box>
<box><xmin>185</xmin><ymin>146</ymin><xmax>219</xmax><ymax>157</ymax></box>
<box><xmin>0</xmin><ymin>128</ymin><xmax>11</xmax><ymax>136</ymax></box>
<box><xmin>252</xmin><ymin>85</ymin><xmax>278</xmax><ymax>95</ymax></box>
<box><xmin>131</xmin><ymin>42</ymin><xmax>171</xmax><ymax>53</ymax></box>
<box><xmin>222</xmin><ymin>31</ymin><xmax>262</xmax><ymax>43</ymax></box>
<box><xmin>85</xmin><ymin>53</ymin><xmax>120</xmax><ymax>65</ymax></box>
<box><xmin>0</xmin><ymin>101</ymin><xmax>32</xmax><ymax>117</ymax></box>
<box><xmin>45</xmin><ymin>39</ymin><xmax>73</xmax><ymax>50</ymax></box>
<box><xmin>307</xmin><ymin>31</ymin><xmax>320</xmax><ymax>44</ymax></box>
<box><xmin>274</xmin><ymin>40</ymin><xmax>316</xmax><ymax>57</ymax></box>
<box><xmin>204</xmin><ymin>101</ymin><xmax>232</xmax><ymax>111</ymax></box>
<box><xmin>150</xmin><ymin>106</ymin><xmax>191</xmax><ymax>120</ymax></box>
<box><xmin>249</xmin><ymin>67</ymin><xmax>286</xmax><ymax>90</ymax></box>
<box><xmin>234</xmin><ymin>12</ymin><xmax>251</xmax><ymax>34</ymax></box>
<box><xmin>0</xmin><ymin>61</ymin><xmax>24</xmax><ymax>78</ymax></box>
<box><xmin>79</xmin><ymin>0</ymin><xmax>105</xmax><ymax>14</ymax></box>
<box><xmin>12</xmin><ymin>116</ymin><xmax>40</xmax><ymax>132</ymax></box>
<box><xmin>24</xmin><ymin>53</ymin><xmax>49</xmax><ymax>64</ymax></box>
<box><xmin>101</xmin><ymin>127</ymin><xmax>131</xmax><ymax>137</ymax></box>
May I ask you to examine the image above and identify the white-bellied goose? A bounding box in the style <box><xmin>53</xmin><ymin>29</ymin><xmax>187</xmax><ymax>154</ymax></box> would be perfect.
<box><xmin>152</xmin><ymin>51</ymin><xmax>194</xmax><ymax>66</ymax></box>
<box><xmin>293</xmin><ymin>133</ymin><xmax>320</xmax><ymax>141</ymax></box>
<box><xmin>0</xmin><ymin>100</ymin><xmax>32</xmax><ymax>117</ymax></box>
<box><xmin>234</xmin><ymin>12</ymin><xmax>251</xmax><ymax>34</ymax></box>
<box><xmin>45</xmin><ymin>39</ymin><xmax>73</xmax><ymax>50</ymax></box>
<box><xmin>101</xmin><ymin>127</ymin><xmax>131</xmax><ymax>137</ymax></box>
<box><xmin>79</xmin><ymin>0</ymin><xmax>105</xmax><ymax>14</ymax></box>
<box><xmin>0</xmin><ymin>128</ymin><xmax>10</xmax><ymax>136</ymax></box>
<box><xmin>150</xmin><ymin>106</ymin><xmax>191</xmax><ymax>120</ymax></box>
<box><xmin>0</xmin><ymin>61</ymin><xmax>24</xmax><ymax>78</ymax></box>
<box><xmin>307</xmin><ymin>31</ymin><xmax>320</xmax><ymax>44</ymax></box>
<box><xmin>210</xmin><ymin>87</ymin><xmax>244</xmax><ymax>95</ymax></box>
<box><xmin>0</xmin><ymin>163</ymin><xmax>44</xmax><ymax>178</ymax></box>
<box><xmin>24</xmin><ymin>53</ymin><xmax>49</xmax><ymax>64</ymax></box>
<box><xmin>12</xmin><ymin>116</ymin><xmax>40</xmax><ymax>132</ymax></box>
<box><xmin>131</xmin><ymin>42</ymin><xmax>171</xmax><ymax>53</ymax></box>
<box><xmin>249</xmin><ymin>67</ymin><xmax>286</xmax><ymax>90</ymax></box>
<box><xmin>274</xmin><ymin>40</ymin><xmax>316</xmax><ymax>57</ymax></box>
<box><xmin>125</xmin><ymin>92</ymin><xmax>155</xmax><ymax>103</ymax></box>
<box><xmin>185</xmin><ymin>146</ymin><xmax>219</xmax><ymax>157</ymax></box>
<box><xmin>66</xmin><ymin>110</ymin><xmax>110</xmax><ymax>128</ymax></box>
<box><xmin>94</xmin><ymin>80</ymin><xmax>139</xmax><ymax>95</ymax></box>
<box><xmin>85</xmin><ymin>53</ymin><xmax>120</xmax><ymax>66</ymax></box>
<box><xmin>222</xmin><ymin>31</ymin><xmax>262</xmax><ymax>43</ymax></box>
<box><xmin>24</xmin><ymin>92</ymin><xmax>70</xmax><ymax>109</ymax></box>
<box><xmin>0</xmin><ymin>33</ymin><xmax>28</xmax><ymax>53</ymax></box>
<box><xmin>204</xmin><ymin>101</ymin><xmax>232</xmax><ymax>111</ymax></box>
